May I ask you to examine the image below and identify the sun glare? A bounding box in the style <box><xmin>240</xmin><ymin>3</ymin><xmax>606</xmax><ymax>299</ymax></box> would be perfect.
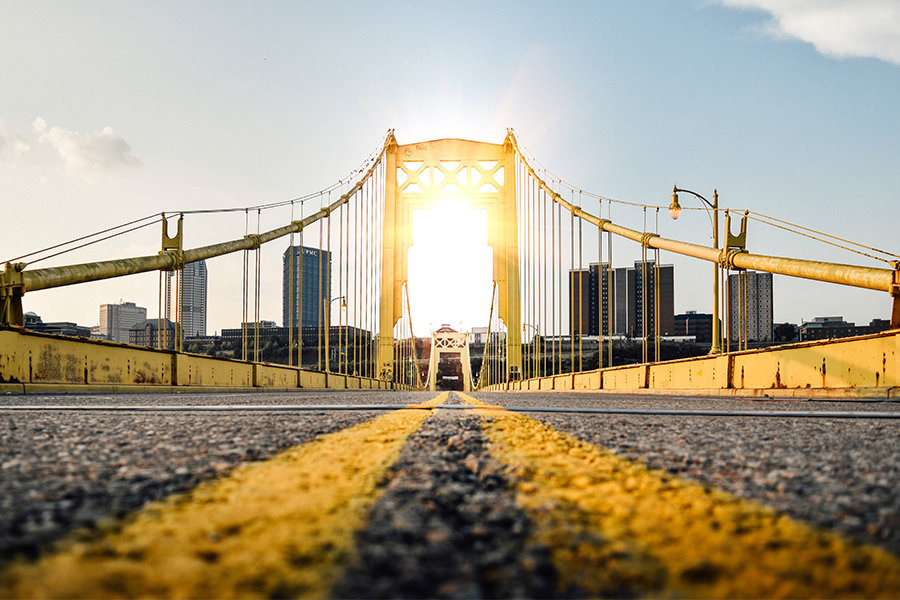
<box><xmin>407</xmin><ymin>204</ymin><xmax>493</xmax><ymax>334</ymax></box>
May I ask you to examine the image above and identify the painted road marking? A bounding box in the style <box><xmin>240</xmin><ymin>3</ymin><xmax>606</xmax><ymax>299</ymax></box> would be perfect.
<box><xmin>457</xmin><ymin>392</ymin><xmax>900</xmax><ymax>598</ymax></box>
<box><xmin>0</xmin><ymin>393</ymin><xmax>448</xmax><ymax>599</ymax></box>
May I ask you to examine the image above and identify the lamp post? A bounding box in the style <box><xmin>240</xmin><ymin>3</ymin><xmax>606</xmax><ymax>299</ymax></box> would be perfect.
<box><xmin>669</xmin><ymin>185</ymin><xmax>721</xmax><ymax>354</ymax></box>
<box><xmin>324</xmin><ymin>296</ymin><xmax>347</xmax><ymax>372</ymax></box>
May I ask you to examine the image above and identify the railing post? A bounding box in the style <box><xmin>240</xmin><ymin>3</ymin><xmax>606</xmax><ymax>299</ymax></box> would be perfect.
<box><xmin>891</xmin><ymin>265</ymin><xmax>900</xmax><ymax>330</ymax></box>
<box><xmin>0</xmin><ymin>263</ymin><xmax>25</xmax><ymax>327</ymax></box>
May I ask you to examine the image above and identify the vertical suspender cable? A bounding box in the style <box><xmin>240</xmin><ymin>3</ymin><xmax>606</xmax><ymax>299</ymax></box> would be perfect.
<box><xmin>531</xmin><ymin>162</ymin><xmax>538</xmax><ymax>379</ymax></box>
<box><xmin>557</xmin><ymin>194</ymin><xmax>562</xmax><ymax>375</ymax></box>
<box><xmin>178</xmin><ymin>266</ymin><xmax>184</xmax><ymax>353</ymax></box>
<box><xmin>317</xmin><ymin>205</ymin><xmax>324</xmax><ymax>371</ymax></box>
<box><xmin>254</xmin><ymin>209</ymin><xmax>261</xmax><ymax>364</ymax></box>
<box><xmin>542</xmin><ymin>180</ymin><xmax>548</xmax><ymax>378</ymax></box>
<box><xmin>342</xmin><ymin>202</ymin><xmax>348</xmax><ymax>374</ymax></box>
<box><xmin>363</xmin><ymin>176</ymin><xmax>370</xmax><ymax>378</ymax></box>
<box><xmin>578</xmin><ymin>197</ymin><xmax>583</xmax><ymax>373</ymax></box>
<box><xmin>298</xmin><ymin>202</ymin><xmax>305</xmax><ymax>369</ymax></box>
<box><xmin>157</xmin><ymin>271</ymin><xmax>163</xmax><ymax>350</ymax></box>
<box><xmin>288</xmin><ymin>202</ymin><xmax>294</xmax><ymax>367</ymax></box>
<box><xmin>607</xmin><ymin>200</ymin><xmax>613</xmax><ymax>367</ymax></box>
<box><xmin>597</xmin><ymin>194</ymin><xmax>603</xmax><ymax>372</ymax></box>
<box><xmin>570</xmin><ymin>192</ymin><xmax>575</xmax><ymax>373</ymax></box>
<box><xmin>743</xmin><ymin>270</ymin><xmax>749</xmax><ymax>351</ymax></box>
<box><xmin>337</xmin><ymin>203</ymin><xmax>342</xmax><ymax>374</ymax></box>
<box><xmin>357</xmin><ymin>181</ymin><xmax>363</xmax><ymax>378</ymax></box>
<box><xmin>550</xmin><ymin>183</ymin><xmax>556</xmax><ymax>376</ymax></box>
<box><xmin>377</xmin><ymin>161</ymin><xmax>384</xmax><ymax>380</ymax></box>
<box><xmin>641</xmin><ymin>207</ymin><xmax>648</xmax><ymax>365</ymax></box>
<box><xmin>326</xmin><ymin>205</ymin><xmax>332</xmax><ymax>372</ymax></box>
<box><xmin>529</xmin><ymin>160</ymin><xmax>536</xmax><ymax>379</ymax></box>
<box><xmin>346</xmin><ymin>198</ymin><xmax>351</xmax><ymax>376</ymax></box>
<box><xmin>356</xmin><ymin>179</ymin><xmax>362</xmax><ymax>377</ymax></box>
<box><xmin>654</xmin><ymin>208</ymin><xmax>661</xmax><ymax>363</ymax></box>
<box><xmin>242</xmin><ymin>209</ymin><xmax>249</xmax><ymax>362</ymax></box>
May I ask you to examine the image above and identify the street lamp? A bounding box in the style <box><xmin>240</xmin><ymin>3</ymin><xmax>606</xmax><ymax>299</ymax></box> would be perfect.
<box><xmin>669</xmin><ymin>185</ymin><xmax>721</xmax><ymax>354</ymax></box>
<box><xmin>324</xmin><ymin>296</ymin><xmax>347</xmax><ymax>372</ymax></box>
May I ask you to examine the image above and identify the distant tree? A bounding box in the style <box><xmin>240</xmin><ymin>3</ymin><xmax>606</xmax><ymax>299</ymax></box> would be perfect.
<box><xmin>774</xmin><ymin>322</ymin><xmax>798</xmax><ymax>342</ymax></box>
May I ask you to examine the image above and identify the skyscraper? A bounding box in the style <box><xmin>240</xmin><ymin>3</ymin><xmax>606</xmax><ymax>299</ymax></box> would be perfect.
<box><xmin>99</xmin><ymin>301</ymin><xmax>147</xmax><ymax>343</ymax></box>
<box><xmin>569</xmin><ymin>260</ymin><xmax>674</xmax><ymax>338</ymax></box>
<box><xmin>166</xmin><ymin>260</ymin><xmax>208</xmax><ymax>338</ymax></box>
<box><xmin>569</xmin><ymin>262</ymin><xmax>612</xmax><ymax>336</ymax></box>
<box><xmin>729</xmin><ymin>271</ymin><xmax>773</xmax><ymax>342</ymax></box>
<box><xmin>633</xmin><ymin>260</ymin><xmax>674</xmax><ymax>338</ymax></box>
<box><xmin>283</xmin><ymin>246</ymin><xmax>332</xmax><ymax>329</ymax></box>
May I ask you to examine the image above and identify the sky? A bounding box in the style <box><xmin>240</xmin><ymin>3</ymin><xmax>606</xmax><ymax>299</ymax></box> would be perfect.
<box><xmin>1</xmin><ymin>0</ymin><xmax>899</xmax><ymax>336</ymax></box>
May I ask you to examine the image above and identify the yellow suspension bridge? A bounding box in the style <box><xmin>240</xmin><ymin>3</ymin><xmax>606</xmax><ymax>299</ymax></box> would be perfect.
<box><xmin>3</xmin><ymin>131</ymin><xmax>900</xmax><ymax>598</ymax></box>
<box><xmin>1</xmin><ymin>130</ymin><xmax>897</xmax><ymax>396</ymax></box>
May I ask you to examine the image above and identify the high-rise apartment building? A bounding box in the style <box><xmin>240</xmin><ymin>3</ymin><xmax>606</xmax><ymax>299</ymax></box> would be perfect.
<box><xmin>626</xmin><ymin>260</ymin><xmax>674</xmax><ymax>338</ymax></box>
<box><xmin>569</xmin><ymin>260</ymin><xmax>674</xmax><ymax>338</ymax></box>
<box><xmin>283</xmin><ymin>246</ymin><xmax>332</xmax><ymax>329</ymax></box>
<box><xmin>569</xmin><ymin>262</ymin><xmax>612</xmax><ymax>336</ymax></box>
<box><xmin>166</xmin><ymin>260</ymin><xmax>208</xmax><ymax>338</ymax></box>
<box><xmin>569</xmin><ymin>269</ymin><xmax>593</xmax><ymax>336</ymax></box>
<box><xmin>99</xmin><ymin>301</ymin><xmax>147</xmax><ymax>343</ymax></box>
<box><xmin>728</xmin><ymin>271</ymin><xmax>773</xmax><ymax>342</ymax></box>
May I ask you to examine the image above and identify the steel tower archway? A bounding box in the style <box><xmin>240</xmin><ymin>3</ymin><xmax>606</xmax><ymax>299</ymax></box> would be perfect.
<box><xmin>377</xmin><ymin>133</ymin><xmax>522</xmax><ymax>382</ymax></box>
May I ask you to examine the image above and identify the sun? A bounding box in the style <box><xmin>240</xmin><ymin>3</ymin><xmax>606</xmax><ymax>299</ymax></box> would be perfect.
<box><xmin>406</xmin><ymin>203</ymin><xmax>493</xmax><ymax>334</ymax></box>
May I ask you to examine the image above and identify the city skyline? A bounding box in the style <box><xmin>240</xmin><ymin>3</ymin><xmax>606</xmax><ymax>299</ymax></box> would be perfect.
<box><xmin>1</xmin><ymin>2</ymin><xmax>898</xmax><ymax>334</ymax></box>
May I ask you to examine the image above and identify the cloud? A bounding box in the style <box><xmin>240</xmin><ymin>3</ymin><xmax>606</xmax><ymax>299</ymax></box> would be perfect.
<box><xmin>718</xmin><ymin>0</ymin><xmax>900</xmax><ymax>65</ymax></box>
<box><xmin>33</xmin><ymin>117</ymin><xmax>142</xmax><ymax>178</ymax></box>
<box><xmin>13</xmin><ymin>135</ymin><xmax>30</xmax><ymax>156</ymax></box>
<box><xmin>0</xmin><ymin>118</ymin><xmax>7</xmax><ymax>154</ymax></box>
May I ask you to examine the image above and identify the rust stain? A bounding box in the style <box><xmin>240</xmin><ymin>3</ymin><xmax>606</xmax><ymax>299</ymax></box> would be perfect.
<box><xmin>740</xmin><ymin>366</ymin><xmax>745</xmax><ymax>388</ymax></box>
<box><xmin>35</xmin><ymin>345</ymin><xmax>61</xmax><ymax>381</ymax></box>
<box><xmin>0</xmin><ymin>353</ymin><xmax>20</xmax><ymax>384</ymax></box>
<box><xmin>773</xmin><ymin>361</ymin><xmax>786</xmax><ymax>389</ymax></box>
<box><xmin>64</xmin><ymin>354</ymin><xmax>80</xmax><ymax>383</ymax></box>
<box><xmin>820</xmin><ymin>358</ymin><xmax>827</xmax><ymax>388</ymax></box>
<box><xmin>134</xmin><ymin>362</ymin><xmax>162</xmax><ymax>385</ymax></box>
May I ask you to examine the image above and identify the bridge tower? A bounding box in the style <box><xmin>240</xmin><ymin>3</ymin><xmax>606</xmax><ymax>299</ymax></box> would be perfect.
<box><xmin>378</xmin><ymin>133</ymin><xmax>522</xmax><ymax>382</ymax></box>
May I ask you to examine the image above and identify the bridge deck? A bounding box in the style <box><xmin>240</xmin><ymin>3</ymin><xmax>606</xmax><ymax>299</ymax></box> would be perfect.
<box><xmin>1</xmin><ymin>390</ymin><xmax>899</xmax><ymax>597</ymax></box>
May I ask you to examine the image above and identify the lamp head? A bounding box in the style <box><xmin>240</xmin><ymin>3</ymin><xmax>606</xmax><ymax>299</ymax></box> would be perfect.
<box><xmin>669</xmin><ymin>186</ymin><xmax>682</xmax><ymax>220</ymax></box>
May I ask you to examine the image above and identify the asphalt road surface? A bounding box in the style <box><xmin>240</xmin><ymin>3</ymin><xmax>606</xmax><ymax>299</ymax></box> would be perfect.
<box><xmin>1</xmin><ymin>390</ymin><xmax>899</xmax><ymax>598</ymax></box>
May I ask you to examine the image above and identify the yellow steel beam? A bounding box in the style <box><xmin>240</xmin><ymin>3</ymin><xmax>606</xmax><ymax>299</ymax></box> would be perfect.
<box><xmin>0</xmin><ymin>138</ymin><xmax>391</xmax><ymax>328</ymax></box>
<box><xmin>510</xmin><ymin>135</ymin><xmax>898</xmax><ymax>296</ymax></box>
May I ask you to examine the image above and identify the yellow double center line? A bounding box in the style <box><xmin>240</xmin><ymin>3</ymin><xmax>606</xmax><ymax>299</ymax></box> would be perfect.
<box><xmin>0</xmin><ymin>393</ymin><xmax>448</xmax><ymax>599</ymax></box>
<box><xmin>457</xmin><ymin>392</ymin><xmax>900</xmax><ymax>598</ymax></box>
<box><xmin>6</xmin><ymin>392</ymin><xmax>900</xmax><ymax>599</ymax></box>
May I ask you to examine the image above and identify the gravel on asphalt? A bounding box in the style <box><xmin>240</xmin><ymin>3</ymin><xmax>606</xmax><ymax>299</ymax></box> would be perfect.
<box><xmin>335</xmin><ymin>396</ymin><xmax>556</xmax><ymax>599</ymax></box>
<box><xmin>474</xmin><ymin>392</ymin><xmax>900</xmax><ymax>557</ymax></box>
<box><xmin>0</xmin><ymin>391</ymin><xmax>424</xmax><ymax>560</ymax></box>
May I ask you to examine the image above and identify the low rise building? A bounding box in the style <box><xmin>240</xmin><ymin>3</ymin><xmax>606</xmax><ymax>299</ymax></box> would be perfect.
<box><xmin>130</xmin><ymin>319</ymin><xmax>177</xmax><ymax>350</ymax></box>
<box><xmin>799</xmin><ymin>317</ymin><xmax>891</xmax><ymax>341</ymax></box>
